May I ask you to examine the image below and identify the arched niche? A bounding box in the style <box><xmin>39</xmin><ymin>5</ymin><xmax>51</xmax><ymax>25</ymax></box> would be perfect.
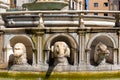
<box><xmin>86</xmin><ymin>33</ymin><xmax>116</xmax><ymax>66</ymax></box>
<box><xmin>6</xmin><ymin>35</ymin><xmax>34</xmax><ymax>65</ymax></box>
<box><xmin>44</xmin><ymin>33</ymin><xmax>78</xmax><ymax>65</ymax></box>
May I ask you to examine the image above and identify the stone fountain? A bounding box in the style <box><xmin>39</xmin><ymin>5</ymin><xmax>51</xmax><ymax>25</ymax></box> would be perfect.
<box><xmin>22</xmin><ymin>0</ymin><xmax>69</xmax><ymax>10</ymax></box>
<box><xmin>0</xmin><ymin>0</ymin><xmax>120</xmax><ymax>73</ymax></box>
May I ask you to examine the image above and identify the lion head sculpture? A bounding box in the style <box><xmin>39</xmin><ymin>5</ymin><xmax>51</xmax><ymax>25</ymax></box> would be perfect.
<box><xmin>13</xmin><ymin>43</ymin><xmax>27</xmax><ymax>65</ymax></box>
<box><xmin>94</xmin><ymin>42</ymin><xmax>110</xmax><ymax>65</ymax></box>
<box><xmin>51</xmin><ymin>41</ymin><xmax>70</xmax><ymax>65</ymax></box>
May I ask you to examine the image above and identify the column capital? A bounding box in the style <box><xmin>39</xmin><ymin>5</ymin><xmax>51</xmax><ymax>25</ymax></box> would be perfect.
<box><xmin>78</xmin><ymin>31</ymin><xmax>85</xmax><ymax>35</ymax></box>
<box><xmin>85</xmin><ymin>48</ymin><xmax>91</xmax><ymax>53</ymax></box>
<box><xmin>0</xmin><ymin>31</ymin><xmax>4</xmax><ymax>35</ymax></box>
<box><xmin>36</xmin><ymin>32</ymin><xmax>44</xmax><ymax>36</ymax></box>
<box><xmin>116</xmin><ymin>31</ymin><xmax>120</xmax><ymax>36</ymax></box>
<box><xmin>117</xmin><ymin>31</ymin><xmax>120</xmax><ymax>34</ymax></box>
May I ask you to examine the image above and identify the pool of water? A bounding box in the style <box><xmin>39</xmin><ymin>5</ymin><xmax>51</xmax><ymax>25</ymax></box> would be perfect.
<box><xmin>0</xmin><ymin>78</ymin><xmax>120</xmax><ymax>80</ymax></box>
<box><xmin>0</xmin><ymin>71</ymin><xmax>120</xmax><ymax>80</ymax></box>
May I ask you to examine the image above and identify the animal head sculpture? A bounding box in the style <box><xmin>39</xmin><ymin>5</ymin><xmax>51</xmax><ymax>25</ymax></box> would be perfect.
<box><xmin>13</xmin><ymin>43</ymin><xmax>27</xmax><ymax>65</ymax></box>
<box><xmin>51</xmin><ymin>41</ymin><xmax>70</xmax><ymax>65</ymax></box>
<box><xmin>51</xmin><ymin>41</ymin><xmax>70</xmax><ymax>58</ymax></box>
<box><xmin>94</xmin><ymin>42</ymin><xmax>110</xmax><ymax>65</ymax></box>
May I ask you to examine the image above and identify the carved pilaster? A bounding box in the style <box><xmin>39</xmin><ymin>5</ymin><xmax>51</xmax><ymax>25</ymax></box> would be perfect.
<box><xmin>0</xmin><ymin>32</ymin><xmax>4</xmax><ymax>63</ymax></box>
<box><xmin>78</xmin><ymin>31</ymin><xmax>85</xmax><ymax>65</ymax></box>
<box><xmin>85</xmin><ymin>48</ymin><xmax>91</xmax><ymax>65</ymax></box>
<box><xmin>36</xmin><ymin>32</ymin><xmax>44</xmax><ymax>65</ymax></box>
<box><xmin>85</xmin><ymin>33</ymin><xmax>91</xmax><ymax>65</ymax></box>
<box><xmin>113</xmin><ymin>48</ymin><xmax>118</xmax><ymax>65</ymax></box>
<box><xmin>75</xmin><ymin>0</ymin><xmax>82</xmax><ymax>10</ymax></box>
<box><xmin>117</xmin><ymin>31</ymin><xmax>120</xmax><ymax>64</ymax></box>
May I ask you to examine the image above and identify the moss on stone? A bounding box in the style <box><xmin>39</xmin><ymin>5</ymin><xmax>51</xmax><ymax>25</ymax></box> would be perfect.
<box><xmin>0</xmin><ymin>71</ymin><xmax>120</xmax><ymax>79</ymax></box>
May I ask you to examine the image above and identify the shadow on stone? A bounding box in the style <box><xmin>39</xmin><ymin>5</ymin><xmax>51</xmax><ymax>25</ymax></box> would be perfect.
<box><xmin>45</xmin><ymin>58</ymin><xmax>55</xmax><ymax>78</ymax></box>
<box><xmin>8</xmin><ymin>54</ymin><xmax>14</xmax><ymax>70</ymax></box>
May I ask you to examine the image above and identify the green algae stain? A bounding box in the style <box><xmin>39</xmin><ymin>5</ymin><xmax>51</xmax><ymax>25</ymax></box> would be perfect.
<box><xmin>0</xmin><ymin>71</ymin><xmax>120</xmax><ymax>80</ymax></box>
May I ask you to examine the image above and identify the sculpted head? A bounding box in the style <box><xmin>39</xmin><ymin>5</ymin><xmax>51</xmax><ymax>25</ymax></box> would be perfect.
<box><xmin>13</xmin><ymin>43</ymin><xmax>27</xmax><ymax>65</ymax></box>
<box><xmin>96</xmin><ymin>42</ymin><xmax>110</xmax><ymax>55</ymax></box>
<box><xmin>14</xmin><ymin>43</ymin><xmax>26</xmax><ymax>57</ymax></box>
<box><xmin>94</xmin><ymin>42</ymin><xmax>110</xmax><ymax>64</ymax></box>
<box><xmin>51</xmin><ymin>41</ymin><xmax>70</xmax><ymax>58</ymax></box>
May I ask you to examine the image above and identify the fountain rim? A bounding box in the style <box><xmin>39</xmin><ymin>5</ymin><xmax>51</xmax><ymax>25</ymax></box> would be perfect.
<box><xmin>22</xmin><ymin>1</ymin><xmax>68</xmax><ymax>10</ymax></box>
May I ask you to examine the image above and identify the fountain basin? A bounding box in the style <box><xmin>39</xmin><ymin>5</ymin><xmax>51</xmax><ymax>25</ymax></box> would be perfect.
<box><xmin>22</xmin><ymin>1</ymin><xmax>68</xmax><ymax>10</ymax></box>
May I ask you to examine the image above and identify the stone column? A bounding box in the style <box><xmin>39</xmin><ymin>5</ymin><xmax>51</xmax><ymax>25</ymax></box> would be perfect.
<box><xmin>75</xmin><ymin>0</ymin><xmax>82</xmax><ymax>10</ymax></box>
<box><xmin>113</xmin><ymin>48</ymin><xmax>118</xmax><ymax>65</ymax></box>
<box><xmin>79</xmin><ymin>0</ymin><xmax>82</xmax><ymax>10</ymax></box>
<box><xmin>76</xmin><ymin>0</ymin><xmax>80</xmax><ymax>10</ymax></box>
<box><xmin>85</xmin><ymin>33</ymin><xmax>91</xmax><ymax>65</ymax></box>
<box><xmin>0</xmin><ymin>32</ymin><xmax>4</xmax><ymax>63</ymax></box>
<box><xmin>78</xmin><ymin>31</ymin><xmax>85</xmax><ymax>65</ymax></box>
<box><xmin>32</xmin><ymin>48</ymin><xmax>37</xmax><ymax>66</ymax></box>
<box><xmin>69</xmin><ymin>0</ymin><xmax>73</xmax><ymax>10</ymax></box>
<box><xmin>0</xmin><ymin>15</ymin><xmax>4</xmax><ymax>63</ymax></box>
<box><xmin>36</xmin><ymin>32</ymin><xmax>44</xmax><ymax>65</ymax></box>
<box><xmin>118</xmin><ymin>31</ymin><xmax>120</xmax><ymax>64</ymax></box>
<box><xmin>85</xmin><ymin>49</ymin><xmax>91</xmax><ymax>65</ymax></box>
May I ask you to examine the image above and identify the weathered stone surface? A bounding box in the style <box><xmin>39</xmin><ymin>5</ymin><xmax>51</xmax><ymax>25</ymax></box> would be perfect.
<box><xmin>1</xmin><ymin>10</ymin><xmax>120</xmax><ymax>72</ymax></box>
<box><xmin>10</xmin><ymin>64</ymin><xmax>34</xmax><ymax>71</ymax></box>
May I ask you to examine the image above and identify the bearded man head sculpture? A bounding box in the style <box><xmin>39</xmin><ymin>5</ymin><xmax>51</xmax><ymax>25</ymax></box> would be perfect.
<box><xmin>51</xmin><ymin>41</ymin><xmax>70</xmax><ymax>65</ymax></box>
<box><xmin>13</xmin><ymin>43</ymin><xmax>27</xmax><ymax>65</ymax></box>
